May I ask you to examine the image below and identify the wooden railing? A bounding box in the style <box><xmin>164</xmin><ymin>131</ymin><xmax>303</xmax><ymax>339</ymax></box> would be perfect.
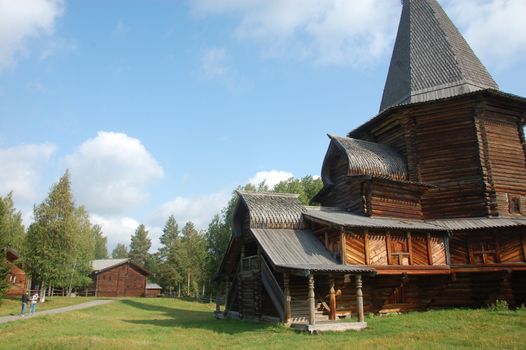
<box><xmin>260</xmin><ymin>257</ymin><xmax>284</xmax><ymax>320</ymax></box>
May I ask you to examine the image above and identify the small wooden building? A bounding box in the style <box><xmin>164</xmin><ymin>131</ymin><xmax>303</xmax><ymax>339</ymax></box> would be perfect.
<box><xmin>92</xmin><ymin>259</ymin><xmax>149</xmax><ymax>297</ymax></box>
<box><xmin>5</xmin><ymin>248</ymin><xmax>28</xmax><ymax>297</ymax></box>
<box><xmin>215</xmin><ymin>0</ymin><xmax>526</xmax><ymax>330</ymax></box>
<box><xmin>145</xmin><ymin>283</ymin><xmax>162</xmax><ymax>297</ymax></box>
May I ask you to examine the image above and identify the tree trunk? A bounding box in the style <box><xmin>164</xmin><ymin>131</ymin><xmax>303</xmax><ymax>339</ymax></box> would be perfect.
<box><xmin>39</xmin><ymin>283</ymin><xmax>46</xmax><ymax>303</ymax></box>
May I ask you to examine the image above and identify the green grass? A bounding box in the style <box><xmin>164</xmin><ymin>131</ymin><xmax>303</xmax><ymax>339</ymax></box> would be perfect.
<box><xmin>0</xmin><ymin>296</ymin><xmax>98</xmax><ymax>317</ymax></box>
<box><xmin>0</xmin><ymin>298</ymin><xmax>524</xmax><ymax>349</ymax></box>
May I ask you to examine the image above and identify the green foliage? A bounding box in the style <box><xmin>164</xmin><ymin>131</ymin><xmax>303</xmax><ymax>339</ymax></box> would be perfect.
<box><xmin>111</xmin><ymin>243</ymin><xmax>128</xmax><ymax>259</ymax></box>
<box><xmin>178</xmin><ymin>222</ymin><xmax>207</xmax><ymax>295</ymax></box>
<box><xmin>25</xmin><ymin>171</ymin><xmax>78</xmax><ymax>288</ymax></box>
<box><xmin>92</xmin><ymin>225</ymin><xmax>108</xmax><ymax>259</ymax></box>
<box><xmin>0</xmin><ymin>192</ymin><xmax>25</xmax><ymax>252</ymax></box>
<box><xmin>0</xmin><ymin>200</ymin><xmax>10</xmax><ymax>299</ymax></box>
<box><xmin>157</xmin><ymin>215</ymin><xmax>182</xmax><ymax>289</ymax></box>
<box><xmin>488</xmin><ymin>299</ymin><xmax>509</xmax><ymax>312</ymax></box>
<box><xmin>129</xmin><ymin>224</ymin><xmax>151</xmax><ymax>268</ymax></box>
<box><xmin>272</xmin><ymin>175</ymin><xmax>323</xmax><ymax>205</ymax></box>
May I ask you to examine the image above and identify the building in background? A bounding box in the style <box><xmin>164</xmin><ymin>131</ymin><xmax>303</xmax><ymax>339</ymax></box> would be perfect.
<box><xmin>91</xmin><ymin>259</ymin><xmax>149</xmax><ymax>297</ymax></box>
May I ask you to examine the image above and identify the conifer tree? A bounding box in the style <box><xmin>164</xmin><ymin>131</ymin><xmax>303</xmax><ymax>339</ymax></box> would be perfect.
<box><xmin>112</xmin><ymin>243</ymin><xmax>128</xmax><ymax>259</ymax></box>
<box><xmin>92</xmin><ymin>225</ymin><xmax>108</xmax><ymax>259</ymax></box>
<box><xmin>157</xmin><ymin>215</ymin><xmax>182</xmax><ymax>291</ymax></box>
<box><xmin>129</xmin><ymin>224</ymin><xmax>151</xmax><ymax>268</ymax></box>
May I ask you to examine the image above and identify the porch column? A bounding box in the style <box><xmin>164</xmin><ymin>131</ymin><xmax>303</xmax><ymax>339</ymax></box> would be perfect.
<box><xmin>329</xmin><ymin>276</ymin><xmax>336</xmax><ymax>320</ymax></box>
<box><xmin>283</xmin><ymin>273</ymin><xmax>291</xmax><ymax>323</ymax></box>
<box><xmin>308</xmin><ymin>273</ymin><xmax>316</xmax><ymax>326</ymax></box>
<box><xmin>356</xmin><ymin>274</ymin><xmax>364</xmax><ymax>322</ymax></box>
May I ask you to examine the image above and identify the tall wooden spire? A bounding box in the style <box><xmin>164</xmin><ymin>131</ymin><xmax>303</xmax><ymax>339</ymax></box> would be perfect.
<box><xmin>379</xmin><ymin>0</ymin><xmax>498</xmax><ymax>112</ymax></box>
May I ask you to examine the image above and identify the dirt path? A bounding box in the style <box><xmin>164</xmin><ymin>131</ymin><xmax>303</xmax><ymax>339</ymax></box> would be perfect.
<box><xmin>0</xmin><ymin>299</ymin><xmax>113</xmax><ymax>324</ymax></box>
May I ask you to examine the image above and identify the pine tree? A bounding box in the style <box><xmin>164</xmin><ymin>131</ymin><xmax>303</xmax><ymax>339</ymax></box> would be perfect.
<box><xmin>129</xmin><ymin>224</ymin><xmax>151</xmax><ymax>268</ymax></box>
<box><xmin>157</xmin><ymin>215</ymin><xmax>182</xmax><ymax>291</ymax></box>
<box><xmin>92</xmin><ymin>225</ymin><xmax>108</xmax><ymax>259</ymax></box>
<box><xmin>178</xmin><ymin>222</ymin><xmax>207</xmax><ymax>296</ymax></box>
<box><xmin>112</xmin><ymin>243</ymin><xmax>128</xmax><ymax>259</ymax></box>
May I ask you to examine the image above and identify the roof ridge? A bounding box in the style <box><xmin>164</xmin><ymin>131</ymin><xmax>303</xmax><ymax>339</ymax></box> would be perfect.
<box><xmin>237</xmin><ymin>190</ymin><xmax>300</xmax><ymax>198</ymax></box>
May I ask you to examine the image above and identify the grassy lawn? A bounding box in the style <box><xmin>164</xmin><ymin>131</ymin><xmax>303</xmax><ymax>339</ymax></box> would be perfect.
<box><xmin>0</xmin><ymin>296</ymin><xmax>99</xmax><ymax>317</ymax></box>
<box><xmin>0</xmin><ymin>297</ymin><xmax>524</xmax><ymax>349</ymax></box>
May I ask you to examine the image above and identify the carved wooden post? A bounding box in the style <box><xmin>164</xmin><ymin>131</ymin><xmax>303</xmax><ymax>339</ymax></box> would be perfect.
<box><xmin>329</xmin><ymin>276</ymin><xmax>336</xmax><ymax>321</ymax></box>
<box><xmin>356</xmin><ymin>274</ymin><xmax>364</xmax><ymax>323</ymax></box>
<box><xmin>308</xmin><ymin>273</ymin><xmax>316</xmax><ymax>325</ymax></box>
<box><xmin>283</xmin><ymin>273</ymin><xmax>291</xmax><ymax>323</ymax></box>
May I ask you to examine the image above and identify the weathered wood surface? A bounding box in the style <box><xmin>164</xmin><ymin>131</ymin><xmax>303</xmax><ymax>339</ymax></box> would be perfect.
<box><xmin>95</xmin><ymin>263</ymin><xmax>147</xmax><ymax>297</ymax></box>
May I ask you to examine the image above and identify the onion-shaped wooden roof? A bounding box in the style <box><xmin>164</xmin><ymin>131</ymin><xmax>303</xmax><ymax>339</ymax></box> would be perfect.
<box><xmin>235</xmin><ymin>191</ymin><xmax>305</xmax><ymax>231</ymax></box>
<box><xmin>323</xmin><ymin>135</ymin><xmax>407</xmax><ymax>183</ymax></box>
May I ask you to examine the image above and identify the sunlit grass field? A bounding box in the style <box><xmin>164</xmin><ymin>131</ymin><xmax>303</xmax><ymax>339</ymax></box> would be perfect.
<box><xmin>0</xmin><ymin>296</ymin><xmax>99</xmax><ymax>317</ymax></box>
<box><xmin>0</xmin><ymin>297</ymin><xmax>524</xmax><ymax>349</ymax></box>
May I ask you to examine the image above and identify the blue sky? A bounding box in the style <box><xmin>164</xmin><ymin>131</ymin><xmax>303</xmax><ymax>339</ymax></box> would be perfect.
<box><xmin>1</xmin><ymin>0</ymin><xmax>525</xmax><ymax>250</ymax></box>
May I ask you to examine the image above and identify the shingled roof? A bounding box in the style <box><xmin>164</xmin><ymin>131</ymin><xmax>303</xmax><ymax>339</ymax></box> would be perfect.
<box><xmin>236</xmin><ymin>191</ymin><xmax>306</xmax><ymax>230</ymax></box>
<box><xmin>251</xmin><ymin>228</ymin><xmax>375</xmax><ymax>274</ymax></box>
<box><xmin>379</xmin><ymin>0</ymin><xmax>498</xmax><ymax>111</ymax></box>
<box><xmin>325</xmin><ymin>135</ymin><xmax>407</xmax><ymax>182</ymax></box>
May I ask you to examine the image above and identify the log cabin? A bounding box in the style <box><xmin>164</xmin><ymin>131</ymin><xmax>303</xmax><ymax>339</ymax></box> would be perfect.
<box><xmin>91</xmin><ymin>259</ymin><xmax>149</xmax><ymax>297</ymax></box>
<box><xmin>214</xmin><ymin>0</ymin><xmax>526</xmax><ymax>331</ymax></box>
<box><xmin>4</xmin><ymin>248</ymin><xmax>28</xmax><ymax>297</ymax></box>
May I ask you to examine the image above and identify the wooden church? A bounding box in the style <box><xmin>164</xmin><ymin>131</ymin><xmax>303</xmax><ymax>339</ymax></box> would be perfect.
<box><xmin>214</xmin><ymin>0</ymin><xmax>526</xmax><ymax>331</ymax></box>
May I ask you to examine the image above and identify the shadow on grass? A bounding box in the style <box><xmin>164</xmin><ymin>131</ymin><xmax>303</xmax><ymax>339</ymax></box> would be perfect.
<box><xmin>120</xmin><ymin>299</ymin><xmax>278</xmax><ymax>335</ymax></box>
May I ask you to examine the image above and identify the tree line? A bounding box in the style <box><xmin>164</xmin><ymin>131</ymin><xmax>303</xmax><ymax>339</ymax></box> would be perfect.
<box><xmin>1</xmin><ymin>171</ymin><xmax>322</xmax><ymax>300</ymax></box>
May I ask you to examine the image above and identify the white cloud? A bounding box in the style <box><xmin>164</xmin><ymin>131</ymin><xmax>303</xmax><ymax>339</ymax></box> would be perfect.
<box><xmin>90</xmin><ymin>214</ymin><xmax>141</xmax><ymax>252</ymax></box>
<box><xmin>64</xmin><ymin>131</ymin><xmax>164</xmax><ymax>215</ymax></box>
<box><xmin>0</xmin><ymin>143</ymin><xmax>57</xmax><ymax>203</ymax></box>
<box><xmin>191</xmin><ymin>0</ymin><xmax>400</xmax><ymax>66</ymax></box>
<box><xmin>248</xmin><ymin>170</ymin><xmax>293</xmax><ymax>189</ymax></box>
<box><xmin>0</xmin><ymin>0</ymin><xmax>63</xmax><ymax>71</ymax></box>
<box><xmin>151</xmin><ymin>191</ymin><xmax>230</xmax><ymax>231</ymax></box>
<box><xmin>443</xmin><ymin>0</ymin><xmax>526</xmax><ymax>70</ymax></box>
<box><xmin>202</xmin><ymin>48</ymin><xmax>230</xmax><ymax>79</ymax></box>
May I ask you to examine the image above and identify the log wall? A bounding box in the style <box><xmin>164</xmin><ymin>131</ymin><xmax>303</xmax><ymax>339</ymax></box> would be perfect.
<box><xmin>369</xmin><ymin>180</ymin><xmax>424</xmax><ymax>219</ymax></box>
<box><xmin>449</xmin><ymin>229</ymin><xmax>526</xmax><ymax>265</ymax></box>
<box><xmin>344</xmin><ymin>230</ymin><xmax>446</xmax><ymax>267</ymax></box>
<box><xmin>95</xmin><ymin>263</ymin><xmax>147</xmax><ymax>297</ymax></box>
<box><xmin>480</xmin><ymin>112</ymin><xmax>526</xmax><ymax>216</ymax></box>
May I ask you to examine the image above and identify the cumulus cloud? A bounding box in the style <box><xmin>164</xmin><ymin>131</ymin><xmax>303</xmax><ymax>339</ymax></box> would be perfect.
<box><xmin>65</xmin><ymin>131</ymin><xmax>164</xmax><ymax>215</ymax></box>
<box><xmin>191</xmin><ymin>0</ymin><xmax>400</xmax><ymax>66</ymax></box>
<box><xmin>151</xmin><ymin>191</ymin><xmax>231</xmax><ymax>231</ymax></box>
<box><xmin>0</xmin><ymin>0</ymin><xmax>63</xmax><ymax>71</ymax></box>
<box><xmin>443</xmin><ymin>0</ymin><xmax>526</xmax><ymax>69</ymax></box>
<box><xmin>248</xmin><ymin>170</ymin><xmax>293</xmax><ymax>189</ymax></box>
<box><xmin>0</xmin><ymin>143</ymin><xmax>57</xmax><ymax>203</ymax></box>
<box><xmin>90</xmin><ymin>214</ymin><xmax>141</xmax><ymax>251</ymax></box>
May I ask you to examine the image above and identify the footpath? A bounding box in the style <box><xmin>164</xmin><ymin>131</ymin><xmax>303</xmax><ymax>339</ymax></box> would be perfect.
<box><xmin>0</xmin><ymin>299</ymin><xmax>113</xmax><ymax>324</ymax></box>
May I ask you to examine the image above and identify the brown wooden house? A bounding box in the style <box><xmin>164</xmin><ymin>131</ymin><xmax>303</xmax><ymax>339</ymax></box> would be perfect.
<box><xmin>92</xmin><ymin>259</ymin><xmax>149</xmax><ymax>297</ymax></box>
<box><xmin>5</xmin><ymin>248</ymin><xmax>28</xmax><ymax>297</ymax></box>
<box><xmin>214</xmin><ymin>0</ymin><xmax>526</xmax><ymax>331</ymax></box>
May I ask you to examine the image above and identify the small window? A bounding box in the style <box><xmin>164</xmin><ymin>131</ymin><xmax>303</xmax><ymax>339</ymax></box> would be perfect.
<box><xmin>509</xmin><ymin>195</ymin><xmax>521</xmax><ymax>214</ymax></box>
